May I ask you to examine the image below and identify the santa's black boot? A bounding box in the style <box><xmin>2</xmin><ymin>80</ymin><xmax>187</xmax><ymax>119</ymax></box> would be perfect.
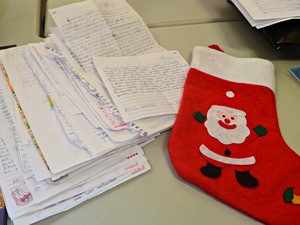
<box><xmin>235</xmin><ymin>170</ymin><xmax>258</xmax><ymax>188</ymax></box>
<box><xmin>200</xmin><ymin>163</ymin><xmax>222</xmax><ymax>178</ymax></box>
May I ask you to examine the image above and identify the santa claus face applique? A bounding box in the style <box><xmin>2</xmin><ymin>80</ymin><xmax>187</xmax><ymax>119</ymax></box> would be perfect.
<box><xmin>205</xmin><ymin>105</ymin><xmax>250</xmax><ymax>145</ymax></box>
<box><xmin>194</xmin><ymin>91</ymin><xmax>267</xmax><ymax>188</ymax></box>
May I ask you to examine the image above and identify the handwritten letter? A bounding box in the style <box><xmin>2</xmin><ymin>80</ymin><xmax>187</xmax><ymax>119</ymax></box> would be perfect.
<box><xmin>49</xmin><ymin>1</ymin><xmax>122</xmax><ymax>79</ymax></box>
<box><xmin>93</xmin><ymin>51</ymin><xmax>189</xmax><ymax>122</ymax></box>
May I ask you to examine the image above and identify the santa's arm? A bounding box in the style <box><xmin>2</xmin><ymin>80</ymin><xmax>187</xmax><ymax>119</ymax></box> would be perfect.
<box><xmin>194</xmin><ymin>112</ymin><xmax>206</xmax><ymax>123</ymax></box>
<box><xmin>253</xmin><ymin>125</ymin><xmax>268</xmax><ymax>137</ymax></box>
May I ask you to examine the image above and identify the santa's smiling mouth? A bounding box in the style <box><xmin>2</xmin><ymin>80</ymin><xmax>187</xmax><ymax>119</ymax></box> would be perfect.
<box><xmin>218</xmin><ymin>120</ymin><xmax>237</xmax><ymax>129</ymax></box>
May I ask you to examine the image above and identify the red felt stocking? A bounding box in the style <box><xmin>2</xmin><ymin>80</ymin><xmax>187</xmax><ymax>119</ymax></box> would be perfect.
<box><xmin>168</xmin><ymin>45</ymin><xmax>300</xmax><ymax>225</ymax></box>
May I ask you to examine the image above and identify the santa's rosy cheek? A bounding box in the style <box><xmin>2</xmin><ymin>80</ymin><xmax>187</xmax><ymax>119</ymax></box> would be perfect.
<box><xmin>217</xmin><ymin>111</ymin><xmax>226</xmax><ymax>119</ymax></box>
<box><xmin>231</xmin><ymin>116</ymin><xmax>237</xmax><ymax>122</ymax></box>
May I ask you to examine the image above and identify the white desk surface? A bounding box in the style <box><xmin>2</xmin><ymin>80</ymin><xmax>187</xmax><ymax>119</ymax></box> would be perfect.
<box><xmin>113</xmin><ymin>0</ymin><xmax>244</xmax><ymax>27</ymax></box>
<box><xmin>0</xmin><ymin>0</ymin><xmax>42</xmax><ymax>46</ymax></box>
<box><xmin>1</xmin><ymin>1</ymin><xmax>300</xmax><ymax>225</ymax></box>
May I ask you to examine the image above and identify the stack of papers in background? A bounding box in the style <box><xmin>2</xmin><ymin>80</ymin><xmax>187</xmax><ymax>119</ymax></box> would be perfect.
<box><xmin>0</xmin><ymin>0</ymin><xmax>190</xmax><ymax>224</ymax></box>
<box><xmin>231</xmin><ymin>0</ymin><xmax>300</xmax><ymax>29</ymax></box>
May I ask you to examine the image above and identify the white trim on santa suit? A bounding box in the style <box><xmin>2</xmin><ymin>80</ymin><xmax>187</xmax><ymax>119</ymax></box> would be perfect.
<box><xmin>199</xmin><ymin>144</ymin><xmax>256</xmax><ymax>165</ymax></box>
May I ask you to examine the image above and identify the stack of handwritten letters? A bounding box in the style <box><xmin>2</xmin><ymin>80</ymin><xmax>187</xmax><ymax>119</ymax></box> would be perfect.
<box><xmin>0</xmin><ymin>0</ymin><xmax>189</xmax><ymax>224</ymax></box>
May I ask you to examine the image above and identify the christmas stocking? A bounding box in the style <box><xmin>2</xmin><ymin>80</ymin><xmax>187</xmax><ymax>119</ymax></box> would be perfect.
<box><xmin>168</xmin><ymin>45</ymin><xmax>300</xmax><ymax>225</ymax></box>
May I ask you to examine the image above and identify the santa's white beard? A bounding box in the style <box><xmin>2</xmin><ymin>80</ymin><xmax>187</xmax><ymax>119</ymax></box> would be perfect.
<box><xmin>205</xmin><ymin>111</ymin><xmax>250</xmax><ymax>145</ymax></box>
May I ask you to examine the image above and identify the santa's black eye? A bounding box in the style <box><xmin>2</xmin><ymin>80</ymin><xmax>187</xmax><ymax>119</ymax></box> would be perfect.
<box><xmin>231</xmin><ymin>117</ymin><xmax>234</xmax><ymax>120</ymax></box>
<box><xmin>222</xmin><ymin>115</ymin><xmax>226</xmax><ymax>118</ymax></box>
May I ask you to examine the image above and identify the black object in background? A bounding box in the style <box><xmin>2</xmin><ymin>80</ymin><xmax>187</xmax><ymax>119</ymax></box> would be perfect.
<box><xmin>259</xmin><ymin>19</ymin><xmax>300</xmax><ymax>50</ymax></box>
